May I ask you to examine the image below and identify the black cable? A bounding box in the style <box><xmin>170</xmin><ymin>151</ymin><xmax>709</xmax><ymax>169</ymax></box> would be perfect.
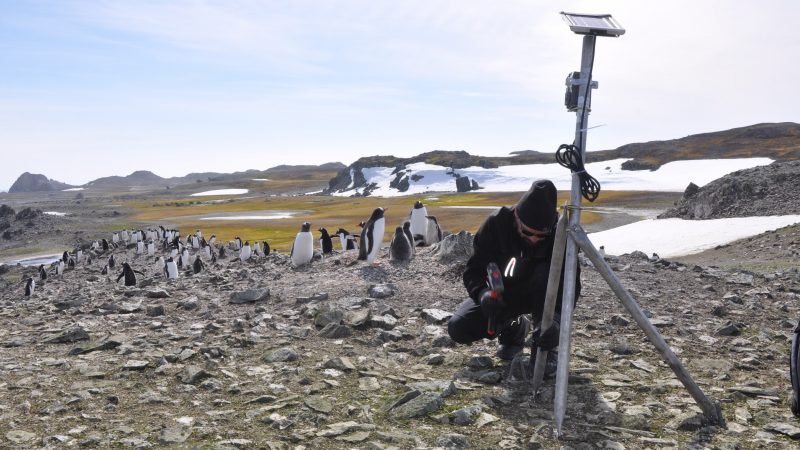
<box><xmin>556</xmin><ymin>144</ymin><xmax>600</xmax><ymax>202</ymax></box>
<box><xmin>557</xmin><ymin>37</ymin><xmax>600</xmax><ymax>203</ymax></box>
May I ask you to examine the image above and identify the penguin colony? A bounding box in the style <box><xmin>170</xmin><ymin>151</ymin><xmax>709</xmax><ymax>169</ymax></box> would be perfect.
<box><xmin>15</xmin><ymin>201</ymin><xmax>444</xmax><ymax>296</ymax></box>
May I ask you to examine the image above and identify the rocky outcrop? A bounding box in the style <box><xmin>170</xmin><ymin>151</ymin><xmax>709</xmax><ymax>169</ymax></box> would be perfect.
<box><xmin>8</xmin><ymin>173</ymin><xmax>73</xmax><ymax>193</ymax></box>
<box><xmin>658</xmin><ymin>160</ymin><xmax>800</xmax><ymax>219</ymax></box>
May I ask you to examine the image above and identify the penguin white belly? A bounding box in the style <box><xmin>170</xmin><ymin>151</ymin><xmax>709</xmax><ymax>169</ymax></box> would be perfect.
<box><xmin>291</xmin><ymin>232</ymin><xmax>313</xmax><ymax>266</ymax></box>
<box><xmin>166</xmin><ymin>262</ymin><xmax>179</xmax><ymax>279</ymax></box>
<box><xmin>137</xmin><ymin>242</ymin><xmax>144</xmax><ymax>254</ymax></box>
<box><xmin>366</xmin><ymin>218</ymin><xmax>385</xmax><ymax>264</ymax></box>
<box><xmin>240</xmin><ymin>246</ymin><xmax>251</xmax><ymax>261</ymax></box>
<box><xmin>410</xmin><ymin>208</ymin><xmax>428</xmax><ymax>244</ymax></box>
<box><xmin>338</xmin><ymin>233</ymin><xmax>347</xmax><ymax>251</ymax></box>
<box><xmin>148</xmin><ymin>243</ymin><xmax>155</xmax><ymax>256</ymax></box>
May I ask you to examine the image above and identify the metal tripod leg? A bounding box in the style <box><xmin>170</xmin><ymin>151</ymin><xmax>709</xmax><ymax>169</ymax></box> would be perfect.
<box><xmin>568</xmin><ymin>224</ymin><xmax>725</xmax><ymax>426</ymax></box>
<box><xmin>531</xmin><ymin>212</ymin><xmax>568</xmax><ymax>394</ymax></box>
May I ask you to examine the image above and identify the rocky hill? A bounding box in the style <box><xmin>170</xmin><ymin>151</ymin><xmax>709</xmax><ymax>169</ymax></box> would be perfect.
<box><xmin>8</xmin><ymin>172</ymin><xmax>74</xmax><ymax>193</ymax></box>
<box><xmin>326</xmin><ymin>122</ymin><xmax>800</xmax><ymax>196</ymax></box>
<box><xmin>0</xmin><ymin>222</ymin><xmax>799</xmax><ymax>448</ymax></box>
<box><xmin>658</xmin><ymin>160</ymin><xmax>800</xmax><ymax>219</ymax></box>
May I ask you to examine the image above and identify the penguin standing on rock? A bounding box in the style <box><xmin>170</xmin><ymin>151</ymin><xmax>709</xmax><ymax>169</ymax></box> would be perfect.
<box><xmin>24</xmin><ymin>277</ymin><xmax>35</xmax><ymax>296</ymax></box>
<box><xmin>102</xmin><ymin>239</ymin><xmax>110</xmax><ymax>251</ymax></box>
<box><xmin>165</xmin><ymin>257</ymin><xmax>179</xmax><ymax>279</ymax></box>
<box><xmin>62</xmin><ymin>251</ymin><xmax>70</xmax><ymax>264</ymax></box>
<box><xmin>218</xmin><ymin>245</ymin><xmax>226</xmax><ymax>259</ymax></box>
<box><xmin>389</xmin><ymin>226</ymin><xmax>413</xmax><ymax>262</ymax></box>
<box><xmin>38</xmin><ymin>264</ymin><xmax>48</xmax><ymax>281</ymax></box>
<box><xmin>409</xmin><ymin>201</ymin><xmax>428</xmax><ymax>246</ymax></box>
<box><xmin>192</xmin><ymin>255</ymin><xmax>205</xmax><ymax>274</ymax></box>
<box><xmin>108</xmin><ymin>254</ymin><xmax>116</xmax><ymax>270</ymax></box>
<box><xmin>402</xmin><ymin>221</ymin><xmax>415</xmax><ymax>256</ymax></box>
<box><xmin>291</xmin><ymin>222</ymin><xmax>314</xmax><ymax>267</ymax></box>
<box><xmin>56</xmin><ymin>260</ymin><xmax>65</xmax><ymax>276</ymax></box>
<box><xmin>262</xmin><ymin>241</ymin><xmax>270</xmax><ymax>256</ymax></box>
<box><xmin>240</xmin><ymin>241</ymin><xmax>252</xmax><ymax>262</ymax></box>
<box><xmin>319</xmin><ymin>228</ymin><xmax>333</xmax><ymax>255</ymax></box>
<box><xmin>335</xmin><ymin>228</ymin><xmax>356</xmax><ymax>251</ymax></box>
<box><xmin>116</xmin><ymin>262</ymin><xmax>144</xmax><ymax>287</ymax></box>
<box><xmin>359</xmin><ymin>207</ymin><xmax>386</xmax><ymax>264</ymax></box>
<box><xmin>424</xmin><ymin>215</ymin><xmax>443</xmax><ymax>245</ymax></box>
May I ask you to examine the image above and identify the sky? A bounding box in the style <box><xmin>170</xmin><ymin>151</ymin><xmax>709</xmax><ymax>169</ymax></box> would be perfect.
<box><xmin>1</xmin><ymin>1</ymin><xmax>799</xmax><ymax>191</ymax></box>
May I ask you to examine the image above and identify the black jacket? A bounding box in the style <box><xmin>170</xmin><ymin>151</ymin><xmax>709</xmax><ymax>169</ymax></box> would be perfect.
<box><xmin>463</xmin><ymin>206</ymin><xmax>580</xmax><ymax>321</ymax></box>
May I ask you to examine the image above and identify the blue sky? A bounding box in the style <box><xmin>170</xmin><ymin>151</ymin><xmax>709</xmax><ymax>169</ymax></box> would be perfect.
<box><xmin>1</xmin><ymin>1</ymin><xmax>798</xmax><ymax>191</ymax></box>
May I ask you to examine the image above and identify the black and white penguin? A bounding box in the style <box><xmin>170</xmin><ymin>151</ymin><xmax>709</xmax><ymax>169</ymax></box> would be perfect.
<box><xmin>116</xmin><ymin>262</ymin><xmax>143</xmax><ymax>287</ymax></box>
<box><xmin>38</xmin><ymin>264</ymin><xmax>48</xmax><ymax>281</ymax></box>
<box><xmin>67</xmin><ymin>258</ymin><xmax>75</xmax><ymax>270</ymax></box>
<box><xmin>24</xmin><ymin>277</ymin><xmax>35</xmax><ymax>296</ymax></box>
<box><xmin>101</xmin><ymin>265</ymin><xmax>108</xmax><ymax>275</ymax></box>
<box><xmin>62</xmin><ymin>251</ymin><xmax>69</xmax><ymax>263</ymax></box>
<box><xmin>240</xmin><ymin>241</ymin><xmax>252</xmax><ymax>261</ymax></box>
<box><xmin>402</xmin><ymin>221</ymin><xmax>415</xmax><ymax>255</ymax></box>
<box><xmin>76</xmin><ymin>249</ymin><xmax>83</xmax><ymax>263</ymax></box>
<box><xmin>262</xmin><ymin>240</ymin><xmax>270</xmax><ymax>256</ymax></box>
<box><xmin>389</xmin><ymin>226</ymin><xmax>413</xmax><ymax>262</ymax></box>
<box><xmin>56</xmin><ymin>260</ymin><xmax>65</xmax><ymax>276</ymax></box>
<box><xmin>203</xmin><ymin>245</ymin><xmax>212</xmax><ymax>259</ymax></box>
<box><xmin>108</xmin><ymin>254</ymin><xmax>116</xmax><ymax>270</ymax></box>
<box><xmin>318</xmin><ymin>228</ymin><xmax>333</xmax><ymax>255</ymax></box>
<box><xmin>291</xmin><ymin>222</ymin><xmax>314</xmax><ymax>267</ymax></box>
<box><xmin>218</xmin><ymin>245</ymin><xmax>226</xmax><ymax>259</ymax></box>
<box><xmin>211</xmin><ymin>250</ymin><xmax>217</xmax><ymax>264</ymax></box>
<box><xmin>181</xmin><ymin>249</ymin><xmax>190</xmax><ymax>268</ymax></box>
<box><xmin>252</xmin><ymin>241</ymin><xmax>261</xmax><ymax>257</ymax></box>
<box><xmin>155</xmin><ymin>256</ymin><xmax>165</xmax><ymax>273</ymax></box>
<box><xmin>102</xmin><ymin>238</ymin><xmax>110</xmax><ymax>251</ymax></box>
<box><xmin>192</xmin><ymin>255</ymin><xmax>205</xmax><ymax>274</ymax></box>
<box><xmin>424</xmin><ymin>215</ymin><xmax>443</xmax><ymax>245</ymax></box>
<box><xmin>209</xmin><ymin>234</ymin><xmax>216</xmax><ymax>246</ymax></box>
<box><xmin>234</xmin><ymin>236</ymin><xmax>242</xmax><ymax>250</ymax></box>
<box><xmin>359</xmin><ymin>207</ymin><xmax>386</xmax><ymax>264</ymax></box>
<box><xmin>335</xmin><ymin>228</ymin><xmax>352</xmax><ymax>251</ymax></box>
<box><xmin>165</xmin><ymin>257</ymin><xmax>179</xmax><ymax>279</ymax></box>
<box><xmin>409</xmin><ymin>201</ymin><xmax>428</xmax><ymax>246</ymax></box>
<box><xmin>112</xmin><ymin>232</ymin><xmax>120</xmax><ymax>244</ymax></box>
<box><xmin>136</xmin><ymin>241</ymin><xmax>145</xmax><ymax>255</ymax></box>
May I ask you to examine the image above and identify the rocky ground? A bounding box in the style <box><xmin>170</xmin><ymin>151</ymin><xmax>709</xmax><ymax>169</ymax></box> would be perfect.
<box><xmin>0</xmin><ymin>218</ymin><xmax>799</xmax><ymax>449</ymax></box>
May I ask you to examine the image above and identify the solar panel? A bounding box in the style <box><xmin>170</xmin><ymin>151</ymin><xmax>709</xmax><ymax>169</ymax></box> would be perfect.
<box><xmin>560</xmin><ymin>12</ymin><xmax>625</xmax><ymax>37</ymax></box>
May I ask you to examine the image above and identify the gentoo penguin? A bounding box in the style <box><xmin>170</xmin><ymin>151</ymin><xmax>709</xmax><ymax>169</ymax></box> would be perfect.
<box><xmin>116</xmin><ymin>262</ymin><xmax>143</xmax><ymax>287</ymax></box>
<box><xmin>424</xmin><ymin>215</ymin><xmax>443</xmax><ymax>245</ymax></box>
<box><xmin>234</xmin><ymin>236</ymin><xmax>242</xmax><ymax>251</ymax></box>
<box><xmin>101</xmin><ymin>265</ymin><xmax>108</xmax><ymax>275</ymax></box>
<box><xmin>209</xmin><ymin>234</ymin><xmax>216</xmax><ymax>246</ymax></box>
<box><xmin>335</xmin><ymin>228</ymin><xmax>353</xmax><ymax>251</ymax></box>
<box><xmin>76</xmin><ymin>249</ymin><xmax>83</xmax><ymax>263</ymax></box>
<box><xmin>319</xmin><ymin>228</ymin><xmax>333</xmax><ymax>255</ymax></box>
<box><xmin>102</xmin><ymin>238</ymin><xmax>109</xmax><ymax>251</ymax></box>
<box><xmin>218</xmin><ymin>245</ymin><xmax>226</xmax><ymax>259</ymax></box>
<box><xmin>165</xmin><ymin>257</ymin><xmax>179</xmax><ymax>279</ymax></box>
<box><xmin>192</xmin><ymin>255</ymin><xmax>205</xmax><ymax>274</ymax></box>
<box><xmin>147</xmin><ymin>241</ymin><xmax>155</xmax><ymax>256</ymax></box>
<box><xmin>67</xmin><ymin>258</ymin><xmax>75</xmax><ymax>270</ymax></box>
<box><xmin>121</xmin><ymin>229</ymin><xmax>129</xmax><ymax>242</ymax></box>
<box><xmin>402</xmin><ymin>221</ymin><xmax>415</xmax><ymax>255</ymax></box>
<box><xmin>112</xmin><ymin>232</ymin><xmax>119</xmax><ymax>244</ymax></box>
<box><xmin>409</xmin><ymin>201</ymin><xmax>428</xmax><ymax>246</ymax></box>
<box><xmin>136</xmin><ymin>241</ymin><xmax>145</xmax><ymax>254</ymax></box>
<box><xmin>24</xmin><ymin>277</ymin><xmax>35</xmax><ymax>296</ymax></box>
<box><xmin>91</xmin><ymin>241</ymin><xmax>99</xmax><ymax>251</ymax></box>
<box><xmin>56</xmin><ymin>260</ymin><xmax>65</xmax><ymax>276</ymax></box>
<box><xmin>62</xmin><ymin>251</ymin><xmax>69</xmax><ymax>263</ymax></box>
<box><xmin>108</xmin><ymin>254</ymin><xmax>116</xmax><ymax>270</ymax></box>
<box><xmin>252</xmin><ymin>241</ymin><xmax>261</xmax><ymax>257</ymax></box>
<box><xmin>389</xmin><ymin>226</ymin><xmax>413</xmax><ymax>262</ymax></box>
<box><xmin>290</xmin><ymin>222</ymin><xmax>314</xmax><ymax>267</ymax></box>
<box><xmin>262</xmin><ymin>241</ymin><xmax>270</xmax><ymax>256</ymax></box>
<box><xmin>38</xmin><ymin>264</ymin><xmax>48</xmax><ymax>281</ymax></box>
<box><xmin>359</xmin><ymin>207</ymin><xmax>386</xmax><ymax>264</ymax></box>
<box><xmin>203</xmin><ymin>245</ymin><xmax>212</xmax><ymax>259</ymax></box>
<box><xmin>181</xmin><ymin>249</ymin><xmax>190</xmax><ymax>268</ymax></box>
<box><xmin>211</xmin><ymin>250</ymin><xmax>217</xmax><ymax>264</ymax></box>
<box><xmin>240</xmin><ymin>241</ymin><xmax>252</xmax><ymax>262</ymax></box>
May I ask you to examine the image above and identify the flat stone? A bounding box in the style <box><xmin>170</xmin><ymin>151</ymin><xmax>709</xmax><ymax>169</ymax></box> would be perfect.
<box><xmin>118</xmin><ymin>300</ymin><xmax>142</xmax><ymax>313</ymax></box>
<box><xmin>370</xmin><ymin>315</ymin><xmax>397</xmax><ymax>330</ymax></box>
<box><xmin>315</xmin><ymin>308</ymin><xmax>344</xmax><ymax>327</ymax></box>
<box><xmin>764</xmin><ymin>422</ymin><xmax>800</xmax><ymax>438</ymax></box>
<box><xmin>264</xmin><ymin>347</ymin><xmax>298</xmax><ymax>363</ymax></box>
<box><xmin>406</xmin><ymin>380</ymin><xmax>457</xmax><ymax>398</ymax></box>
<box><xmin>716</xmin><ymin>322</ymin><xmax>742</xmax><ymax>336</ymax></box>
<box><xmin>436</xmin><ymin>433</ymin><xmax>469</xmax><ymax>448</ymax></box>
<box><xmin>146</xmin><ymin>305</ymin><xmax>165</xmax><ymax>316</ymax></box>
<box><xmin>359</xmin><ymin>377</ymin><xmax>381</xmax><ymax>391</ymax></box>
<box><xmin>177</xmin><ymin>365</ymin><xmax>212</xmax><ymax>385</ymax></box>
<box><xmin>421</xmin><ymin>308</ymin><xmax>452</xmax><ymax>324</ymax></box>
<box><xmin>318</xmin><ymin>323</ymin><xmax>352</xmax><ymax>338</ymax></box>
<box><xmin>337</xmin><ymin>431</ymin><xmax>371</xmax><ymax>442</ymax></box>
<box><xmin>44</xmin><ymin>326</ymin><xmax>89</xmax><ymax>344</ymax></box>
<box><xmin>146</xmin><ymin>289</ymin><xmax>171</xmax><ymax>298</ymax></box>
<box><xmin>296</xmin><ymin>292</ymin><xmax>328</xmax><ymax>303</ymax></box>
<box><xmin>725</xmin><ymin>273</ymin><xmax>754</xmax><ymax>285</ymax></box>
<box><xmin>316</xmin><ymin>421</ymin><xmax>375</xmax><ymax>437</ymax></box>
<box><xmin>323</xmin><ymin>357</ymin><xmax>356</xmax><ymax>371</ymax></box>
<box><xmin>304</xmin><ymin>395</ymin><xmax>333</xmax><ymax>413</ymax></box>
<box><xmin>6</xmin><ymin>430</ymin><xmax>37</xmax><ymax>444</ymax></box>
<box><xmin>123</xmin><ymin>360</ymin><xmax>150</xmax><ymax>371</ymax></box>
<box><xmin>230</xmin><ymin>288</ymin><xmax>270</xmax><ymax>304</ymax></box>
<box><xmin>390</xmin><ymin>393</ymin><xmax>443</xmax><ymax>419</ymax></box>
<box><xmin>344</xmin><ymin>309</ymin><xmax>372</xmax><ymax>328</ymax></box>
<box><xmin>450</xmin><ymin>404</ymin><xmax>482</xmax><ymax>425</ymax></box>
<box><xmin>158</xmin><ymin>426</ymin><xmax>191</xmax><ymax>444</ymax></box>
<box><xmin>368</xmin><ymin>284</ymin><xmax>395</xmax><ymax>299</ymax></box>
<box><xmin>728</xmin><ymin>385</ymin><xmax>780</xmax><ymax>397</ymax></box>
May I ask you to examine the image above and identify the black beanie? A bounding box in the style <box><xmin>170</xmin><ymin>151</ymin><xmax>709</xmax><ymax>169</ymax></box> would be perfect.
<box><xmin>515</xmin><ymin>179</ymin><xmax>557</xmax><ymax>231</ymax></box>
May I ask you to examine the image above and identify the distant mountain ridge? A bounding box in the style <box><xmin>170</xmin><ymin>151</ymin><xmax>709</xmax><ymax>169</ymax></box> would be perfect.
<box><xmin>8</xmin><ymin>172</ymin><xmax>74</xmax><ymax>193</ymax></box>
<box><xmin>325</xmin><ymin>122</ymin><xmax>800</xmax><ymax>196</ymax></box>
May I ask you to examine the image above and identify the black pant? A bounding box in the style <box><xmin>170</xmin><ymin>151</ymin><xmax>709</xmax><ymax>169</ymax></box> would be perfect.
<box><xmin>447</xmin><ymin>299</ymin><xmax>524</xmax><ymax>345</ymax></box>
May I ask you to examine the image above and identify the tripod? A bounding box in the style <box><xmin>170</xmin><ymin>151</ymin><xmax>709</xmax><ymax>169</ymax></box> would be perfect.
<box><xmin>530</xmin><ymin>30</ymin><xmax>725</xmax><ymax>435</ymax></box>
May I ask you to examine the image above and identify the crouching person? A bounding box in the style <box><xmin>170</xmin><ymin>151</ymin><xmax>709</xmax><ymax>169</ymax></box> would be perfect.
<box><xmin>447</xmin><ymin>179</ymin><xmax>581</xmax><ymax>374</ymax></box>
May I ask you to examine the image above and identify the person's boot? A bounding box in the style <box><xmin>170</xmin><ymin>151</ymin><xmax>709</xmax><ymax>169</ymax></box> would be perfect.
<box><xmin>496</xmin><ymin>315</ymin><xmax>530</xmax><ymax>360</ymax></box>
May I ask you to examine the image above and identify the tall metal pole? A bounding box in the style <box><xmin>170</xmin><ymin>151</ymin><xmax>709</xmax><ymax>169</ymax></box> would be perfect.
<box><xmin>553</xmin><ymin>34</ymin><xmax>595</xmax><ymax>435</ymax></box>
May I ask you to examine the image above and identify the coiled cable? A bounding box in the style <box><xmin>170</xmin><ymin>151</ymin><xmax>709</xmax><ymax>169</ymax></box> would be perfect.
<box><xmin>555</xmin><ymin>143</ymin><xmax>601</xmax><ymax>202</ymax></box>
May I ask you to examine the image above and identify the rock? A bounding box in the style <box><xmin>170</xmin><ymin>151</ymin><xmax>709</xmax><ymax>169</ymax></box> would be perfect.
<box><xmin>390</xmin><ymin>393</ymin><xmax>443</xmax><ymax>419</ymax></box>
<box><xmin>467</xmin><ymin>355</ymin><xmax>494</xmax><ymax>370</ymax></box>
<box><xmin>316</xmin><ymin>421</ymin><xmax>376</xmax><ymax>437</ymax></box>
<box><xmin>158</xmin><ymin>426</ymin><xmax>192</xmax><ymax>444</ymax></box>
<box><xmin>421</xmin><ymin>308</ymin><xmax>452</xmax><ymax>324</ymax></box>
<box><xmin>44</xmin><ymin>326</ymin><xmax>89</xmax><ymax>344</ymax></box>
<box><xmin>6</xmin><ymin>430</ymin><xmax>37</xmax><ymax>444</ymax></box>
<box><xmin>315</xmin><ymin>308</ymin><xmax>344</xmax><ymax>328</ymax></box>
<box><xmin>370</xmin><ymin>315</ymin><xmax>397</xmax><ymax>330</ymax></box>
<box><xmin>763</xmin><ymin>422</ymin><xmax>800</xmax><ymax>439</ymax></box>
<box><xmin>437</xmin><ymin>231</ymin><xmax>474</xmax><ymax>264</ymax></box>
<box><xmin>264</xmin><ymin>347</ymin><xmax>298</xmax><ymax>363</ymax></box>
<box><xmin>437</xmin><ymin>433</ymin><xmax>470</xmax><ymax>448</ymax></box>
<box><xmin>716</xmin><ymin>322</ymin><xmax>743</xmax><ymax>336</ymax></box>
<box><xmin>323</xmin><ymin>357</ymin><xmax>356</xmax><ymax>371</ymax></box>
<box><xmin>146</xmin><ymin>304</ymin><xmax>165</xmax><ymax>316</ymax></box>
<box><xmin>146</xmin><ymin>289</ymin><xmax>171</xmax><ymax>298</ymax></box>
<box><xmin>406</xmin><ymin>380</ymin><xmax>457</xmax><ymax>398</ymax></box>
<box><xmin>359</xmin><ymin>377</ymin><xmax>381</xmax><ymax>391</ymax></box>
<box><xmin>666</xmin><ymin>412</ymin><xmax>704</xmax><ymax>431</ymax></box>
<box><xmin>368</xmin><ymin>284</ymin><xmax>395</xmax><ymax>299</ymax></box>
<box><xmin>431</xmin><ymin>335</ymin><xmax>455</xmax><ymax>347</ymax></box>
<box><xmin>118</xmin><ymin>300</ymin><xmax>142</xmax><ymax>313</ymax></box>
<box><xmin>230</xmin><ymin>288</ymin><xmax>270</xmax><ymax>304</ymax></box>
<box><xmin>296</xmin><ymin>292</ymin><xmax>328</xmax><ymax>303</ymax></box>
<box><xmin>728</xmin><ymin>385</ymin><xmax>780</xmax><ymax>397</ymax></box>
<box><xmin>450</xmin><ymin>404</ymin><xmax>483</xmax><ymax>425</ymax></box>
<box><xmin>318</xmin><ymin>323</ymin><xmax>352</xmax><ymax>338</ymax></box>
<box><xmin>177</xmin><ymin>366</ymin><xmax>212</xmax><ymax>385</ymax></box>
<box><xmin>344</xmin><ymin>309</ymin><xmax>372</xmax><ymax>329</ymax></box>
<box><xmin>304</xmin><ymin>395</ymin><xmax>333</xmax><ymax>414</ymax></box>
<box><xmin>337</xmin><ymin>431</ymin><xmax>371</xmax><ymax>443</ymax></box>
<box><xmin>123</xmin><ymin>360</ymin><xmax>150</xmax><ymax>371</ymax></box>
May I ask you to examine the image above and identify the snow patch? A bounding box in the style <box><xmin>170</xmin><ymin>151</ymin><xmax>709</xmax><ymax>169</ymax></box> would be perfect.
<box><xmin>190</xmin><ymin>189</ymin><xmax>248</xmax><ymax>197</ymax></box>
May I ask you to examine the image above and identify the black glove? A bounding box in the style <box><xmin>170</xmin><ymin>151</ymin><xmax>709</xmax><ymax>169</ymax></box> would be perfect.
<box><xmin>532</xmin><ymin>321</ymin><xmax>560</xmax><ymax>350</ymax></box>
<box><xmin>479</xmin><ymin>289</ymin><xmax>504</xmax><ymax>319</ymax></box>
